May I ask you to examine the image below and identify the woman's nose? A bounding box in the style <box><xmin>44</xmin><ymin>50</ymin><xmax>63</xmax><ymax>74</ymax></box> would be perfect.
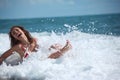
<box><xmin>14</xmin><ymin>30</ymin><xmax>19</xmax><ymax>33</ymax></box>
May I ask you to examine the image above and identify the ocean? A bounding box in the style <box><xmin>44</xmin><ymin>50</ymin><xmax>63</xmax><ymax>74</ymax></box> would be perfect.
<box><xmin>0</xmin><ymin>13</ymin><xmax>120</xmax><ymax>35</ymax></box>
<box><xmin>0</xmin><ymin>14</ymin><xmax>120</xmax><ymax>80</ymax></box>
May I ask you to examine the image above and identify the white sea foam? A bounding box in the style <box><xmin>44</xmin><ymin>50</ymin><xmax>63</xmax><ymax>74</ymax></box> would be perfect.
<box><xmin>0</xmin><ymin>31</ymin><xmax>120</xmax><ymax>80</ymax></box>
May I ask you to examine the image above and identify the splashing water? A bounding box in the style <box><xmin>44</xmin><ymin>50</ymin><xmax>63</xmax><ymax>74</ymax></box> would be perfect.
<box><xmin>0</xmin><ymin>31</ymin><xmax>120</xmax><ymax>80</ymax></box>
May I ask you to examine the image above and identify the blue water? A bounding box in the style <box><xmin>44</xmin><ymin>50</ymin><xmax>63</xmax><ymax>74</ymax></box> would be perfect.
<box><xmin>0</xmin><ymin>14</ymin><xmax>120</xmax><ymax>80</ymax></box>
<box><xmin>0</xmin><ymin>13</ymin><xmax>120</xmax><ymax>36</ymax></box>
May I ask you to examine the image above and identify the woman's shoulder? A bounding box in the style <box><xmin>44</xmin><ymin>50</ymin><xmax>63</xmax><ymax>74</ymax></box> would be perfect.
<box><xmin>33</xmin><ymin>38</ymin><xmax>38</xmax><ymax>41</ymax></box>
<box><xmin>7</xmin><ymin>44</ymin><xmax>20</xmax><ymax>53</ymax></box>
<box><xmin>12</xmin><ymin>44</ymin><xmax>22</xmax><ymax>50</ymax></box>
<box><xmin>32</xmin><ymin>38</ymin><xmax>38</xmax><ymax>44</ymax></box>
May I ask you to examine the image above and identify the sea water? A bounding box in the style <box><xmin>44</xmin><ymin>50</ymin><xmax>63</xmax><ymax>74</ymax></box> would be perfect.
<box><xmin>0</xmin><ymin>14</ymin><xmax>120</xmax><ymax>80</ymax></box>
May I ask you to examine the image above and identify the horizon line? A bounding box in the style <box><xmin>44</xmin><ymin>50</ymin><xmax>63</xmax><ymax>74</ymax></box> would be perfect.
<box><xmin>0</xmin><ymin>13</ymin><xmax>120</xmax><ymax>20</ymax></box>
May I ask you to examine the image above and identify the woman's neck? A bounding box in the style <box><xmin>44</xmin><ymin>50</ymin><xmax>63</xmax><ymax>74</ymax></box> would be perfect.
<box><xmin>21</xmin><ymin>37</ymin><xmax>30</xmax><ymax>46</ymax></box>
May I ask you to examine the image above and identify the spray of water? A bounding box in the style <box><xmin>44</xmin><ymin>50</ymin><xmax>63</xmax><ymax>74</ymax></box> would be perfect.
<box><xmin>0</xmin><ymin>30</ymin><xmax>120</xmax><ymax>80</ymax></box>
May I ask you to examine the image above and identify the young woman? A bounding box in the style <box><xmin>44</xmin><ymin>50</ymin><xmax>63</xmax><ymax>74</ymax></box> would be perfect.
<box><xmin>0</xmin><ymin>26</ymin><xmax>72</xmax><ymax>65</ymax></box>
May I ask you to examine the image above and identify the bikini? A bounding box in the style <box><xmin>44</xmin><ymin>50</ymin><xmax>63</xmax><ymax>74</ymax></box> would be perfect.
<box><xmin>3</xmin><ymin>44</ymin><xmax>29</xmax><ymax>65</ymax></box>
<box><xmin>21</xmin><ymin>44</ymin><xmax>31</xmax><ymax>58</ymax></box>
<box><xmin>21</xmin><ymin>39</ymin><xmax>38</xmax><ymax>58</ymax></box>
<box><xmin>5</xmin><ymin>44</ymin><xmax>33</xmax><ymax>65</ymax></box>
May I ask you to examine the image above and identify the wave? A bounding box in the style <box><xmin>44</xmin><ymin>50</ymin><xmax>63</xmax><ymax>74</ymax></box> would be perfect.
<box><xmin>0</xmin><ymin>31</ymin><xmax>120</xmax><ymax>80</ymax></box>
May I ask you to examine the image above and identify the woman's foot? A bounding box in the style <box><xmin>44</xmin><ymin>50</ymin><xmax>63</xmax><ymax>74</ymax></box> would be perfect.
<box><xmin>60</xmin><ymin>40</ymin><xmax>72</xmax><ymax>54</ymax></box>
<box><xmin>49</xmin><ymin>43</ymin><xmax>62</xmax><ymax>50</ymax></box>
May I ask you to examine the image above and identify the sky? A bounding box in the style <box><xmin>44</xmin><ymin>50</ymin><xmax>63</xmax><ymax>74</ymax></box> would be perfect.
<box><xmin>0</xmin><ymin>0</ymin><xmax>120</xmax><ymax>19</ymax></box>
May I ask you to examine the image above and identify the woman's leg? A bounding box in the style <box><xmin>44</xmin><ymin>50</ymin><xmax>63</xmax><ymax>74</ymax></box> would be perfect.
<box><xmin>48</xmin><ymin>40</ymin><xmax>72</xmax><ymax>59</ymax></box>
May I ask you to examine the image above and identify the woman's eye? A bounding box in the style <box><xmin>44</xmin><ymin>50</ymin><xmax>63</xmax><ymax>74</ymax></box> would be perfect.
<box><xmin>12</xmin><ymin>32</ymin><xmax>15</xmax><ymax>35</ymax></box>
<box><xmin>17</xmin><ymin>29</ymin><xmax>19</xmax><ymax>31</ymax></box>
<box><xmin>15</xmin><ymin>29</ymin><xmax>19</xmax><ymax>31</ymax></box>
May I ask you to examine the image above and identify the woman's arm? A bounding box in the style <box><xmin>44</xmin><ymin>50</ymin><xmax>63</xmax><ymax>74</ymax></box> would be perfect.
<box><xmin>29</xmin><ymin>38</ymin><xmax>39</xmax><ymax>52</ymax></box>
<box><xmin>0</xmin><ymin>46</ymin><xmax>16</xmax><ymax>64</ymax></box>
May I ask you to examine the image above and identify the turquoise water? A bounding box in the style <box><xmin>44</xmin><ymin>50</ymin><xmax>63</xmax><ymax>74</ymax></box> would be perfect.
<box><xmin>0</xmin><ymin>13</ymin><xmax>120</xmax><ymax>36</ymax></box>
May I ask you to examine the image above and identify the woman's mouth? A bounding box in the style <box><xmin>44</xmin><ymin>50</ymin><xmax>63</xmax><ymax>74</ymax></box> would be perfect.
<box><xmin>17</xmin><ymin>33</ymin><xmax>22</xmax><ymax>38</ymax></box>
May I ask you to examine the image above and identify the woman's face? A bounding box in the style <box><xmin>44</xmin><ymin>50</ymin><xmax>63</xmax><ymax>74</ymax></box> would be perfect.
<box><xmin>11</xmin><ymin>27</ymin><xmax>26</xmax><ymax>40</ymax></box>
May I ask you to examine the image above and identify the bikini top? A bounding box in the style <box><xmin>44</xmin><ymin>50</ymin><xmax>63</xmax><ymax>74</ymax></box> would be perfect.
<box><xmin>5</xmin><ymin>51</ymin><xmax>22</xmax><ymax>65</ymax></box>
<box><xmin>21</xmin><ymin>44</ymin><xmax>31</xmax><ymax>58</ymax></box>
<box><xmin>5</xmin><ymin>44</ymin><xmax>31</xmax><ymax>65</ymax></box>
<box><xmin>21</xmin><ymin>39</ymin><xmax>39</xmax><ymax>58</ymax></box>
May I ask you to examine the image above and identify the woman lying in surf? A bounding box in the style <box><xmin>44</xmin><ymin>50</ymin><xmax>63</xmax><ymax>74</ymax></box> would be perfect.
<box><xmin>0</xmin><ymin>26</ymin><xmax>72</xmax><ymax>65</ymax></box>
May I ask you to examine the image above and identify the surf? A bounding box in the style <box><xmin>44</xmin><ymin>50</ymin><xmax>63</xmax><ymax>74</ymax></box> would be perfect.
<box><xmin>0</xmin><ymin>31</ymin><xmax>120</xmax><ymax>80</ymax></box>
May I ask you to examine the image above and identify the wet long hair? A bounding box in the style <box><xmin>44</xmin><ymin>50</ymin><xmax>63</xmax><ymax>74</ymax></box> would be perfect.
<box><xmin>9</xmin><ymin>26</ymin><xmax>34</xmax><ymax>47</ymax></box>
